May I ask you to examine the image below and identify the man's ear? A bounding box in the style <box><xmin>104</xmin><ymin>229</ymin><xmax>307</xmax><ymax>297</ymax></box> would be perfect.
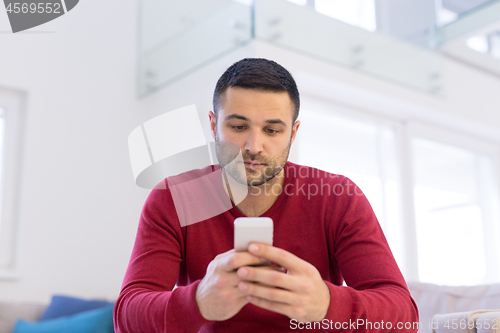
<box><xmin>209</xmin><ymin>111</ymin><xmax>217</xmax><ymax>140</ymax></box>
<box><xmin>290</xmin><ymin>120</ymin><xmax>300</xmax><ymax>145</ymax></box>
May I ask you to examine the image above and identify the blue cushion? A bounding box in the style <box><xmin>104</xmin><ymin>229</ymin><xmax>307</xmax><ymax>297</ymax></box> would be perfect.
<box><xmin>13</xmin><ymin>304</ymin><xmax>114</xmax><ymax>333</ymax></box>
<box><xmin>39</xmin><ymin>295</ymin><xmax>114</xmax><ymax>320</ymax></box>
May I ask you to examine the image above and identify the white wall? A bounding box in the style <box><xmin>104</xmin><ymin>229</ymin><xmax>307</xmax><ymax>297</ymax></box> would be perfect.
<box><xmin>0</xmin><ymin>0</ymin><xmax>500</xmax><ymax>304</ymax></box>
<box><xmin>0</xmin><ymin>0</ymin><xmax>144</xmax><ymax>303</ymax></box>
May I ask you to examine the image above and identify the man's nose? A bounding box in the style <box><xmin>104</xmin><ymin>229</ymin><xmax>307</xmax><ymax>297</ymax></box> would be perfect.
<box><xmin>244</xmin><ymin>130</ymin><xmax>263</xmax><ymax>156</ymax></box>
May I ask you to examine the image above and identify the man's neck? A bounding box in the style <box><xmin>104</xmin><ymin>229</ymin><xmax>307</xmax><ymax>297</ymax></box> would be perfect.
<box><xmin>221</xmin><ymin>168</ymin><xmax>285</xmax><ymax>217</ymax></box>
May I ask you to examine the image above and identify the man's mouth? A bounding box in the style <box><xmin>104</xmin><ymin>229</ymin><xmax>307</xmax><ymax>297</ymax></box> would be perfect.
<box><xmin>244</xmin><ymin>161</ymin><xmax>265</xmax><ymax>168</ymax></box>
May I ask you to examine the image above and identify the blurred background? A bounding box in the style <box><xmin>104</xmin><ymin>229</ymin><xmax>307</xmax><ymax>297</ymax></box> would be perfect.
<box><xmin>1</xmin><ymin>0</ymin><xmax>500</xmax><ymax>305</ymax></box>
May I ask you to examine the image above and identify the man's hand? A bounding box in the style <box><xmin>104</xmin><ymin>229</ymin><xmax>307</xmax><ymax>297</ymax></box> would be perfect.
<box><xmin>236</xmin><ymin>243</ymin><xmax>331</xmax><ymax>323</ymax></box>
<box><xmin>195</xmin><ymin>249</ymin><xmax>266</xmax><ymax>321</ymax></box>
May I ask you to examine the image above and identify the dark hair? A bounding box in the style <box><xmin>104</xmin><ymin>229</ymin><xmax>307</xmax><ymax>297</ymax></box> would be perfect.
<box><xmin>213</xmin><ymin>58</ymin><xmax>300</xmax><ymax>122</ymax></box>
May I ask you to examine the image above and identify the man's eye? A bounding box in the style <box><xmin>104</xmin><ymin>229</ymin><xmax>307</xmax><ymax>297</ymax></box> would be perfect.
<box><xmin>266</xmin><ymin>128</ymin><xmax>279</xmax><ymax>134</ymax></box>
<box><xmin>231</xmin><ymin>125</ymin><xmax>245</xmax><ymax>131</ymax></box>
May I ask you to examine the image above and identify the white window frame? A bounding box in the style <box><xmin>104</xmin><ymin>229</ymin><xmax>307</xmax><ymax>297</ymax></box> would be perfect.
<box><xmin>295</xmin><ymin>96</ymin><xmax>420</xmax><ymax>281</ymax></box>
<box><xmin>0</xmin><ymin>88</ymin><xmax>26</xmax><ymax>280</ymax></box>
<box><xmin>295</xmin><ymin>93</ymin><xmax>500</xmax><ymax>284</ymax></box>
<box><xmin>408</xmin><ymin>120</ymin><xmax>500</xmax><ymax>284</ymax></box>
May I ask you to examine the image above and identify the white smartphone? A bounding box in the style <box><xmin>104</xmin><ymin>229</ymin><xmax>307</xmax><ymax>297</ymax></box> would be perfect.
<box><xmin>234</xmin><ymin>217</ymin><xmax>274</xmax><ymax>252</ymax></box>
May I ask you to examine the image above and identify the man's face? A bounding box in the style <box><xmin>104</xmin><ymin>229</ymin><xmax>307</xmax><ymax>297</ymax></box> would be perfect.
<box><xmin>209</xmin><ymin>87</ymin><xmax>300</xmax><ymax>186</ymax></box>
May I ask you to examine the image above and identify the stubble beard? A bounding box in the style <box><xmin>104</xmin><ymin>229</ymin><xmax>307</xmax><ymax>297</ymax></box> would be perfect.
<box><xmin>214</xmin><ymin>131</ymin><xmax>292</xmax><ymax>187</ymax></box>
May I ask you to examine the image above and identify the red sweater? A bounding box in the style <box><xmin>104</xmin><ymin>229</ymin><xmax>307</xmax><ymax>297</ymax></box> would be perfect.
<box><xmin>114</xmin><ymin>162</ymin><xmax>418</xmax><ymax>332</ymax></box>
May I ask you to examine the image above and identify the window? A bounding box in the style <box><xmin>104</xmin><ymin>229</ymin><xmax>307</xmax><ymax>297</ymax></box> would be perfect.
<box><xmin>467</xmin><ymin>32</ymin><xmax>500</xmax><ymax>59</ymax></box>
<box><xmin>412</xmin><ymin>136</ymin><xmax>500</xmax><ymax>285</ymax></box>
<box><xmin>0</xmin><ymin>89</ymin><xmax>25</xmax><ymax>278</ymax></box>
<box><xmin>294</xmin><ymin>98</ymin><xmax>500</xmax><ymax>285</ymax></box>
<box><xmin>314</xmin><ymin>0</ymin><xmax>376</xmax><ymax>32</ymax></box>
<box><xmin>295</xmin><ymin>101</ymin><xmax>405</xmax><ymax>269</ymax></box>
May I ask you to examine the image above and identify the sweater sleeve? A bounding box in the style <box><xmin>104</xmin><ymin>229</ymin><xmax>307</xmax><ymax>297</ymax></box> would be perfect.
<box><xmin>113</xmin><ymin>185</ymin><xmax>213</xmax><ymax>333</ymax></box>
<box><xmin>322</xmin><ymin>177</ymin><xmax>419</xmax><ymax>332</ymax></box>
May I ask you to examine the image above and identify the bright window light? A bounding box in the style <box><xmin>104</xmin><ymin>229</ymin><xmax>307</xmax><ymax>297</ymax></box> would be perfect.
<box><xmin>296</xmin><ymin>108</ymin><xmax>403</xmax><ymax>268</ymax></box>
<box><xmin>232</xmin><ymin>0</ymin><xmax>253</xmax><ymax>5</ymax></box>
<box><xmin>437</xmin><ymin>7</ymin><xmax>458</xmax><ymax>26</ymax></box>
<box><xmin>412</xmin><ymin>137</ymin><xmax>498</xmax><ymax>285</ymax></box>
<box><xmin>466</xmin><ymin>31</ymin><xmax>500</xmax><ymax>59</ymax></box>
<box><xmin>467</xmin><ymin>35</ymin><xmax>489</xmax><ymax>53</ymax></box>
<box><xmin>315</xmin><ymin>0</ymin><xmax>376</xmax><ymax>32</ymax></box>
<box><xmin>286</xmin><ymin>0</ymin><xmax>307</xmax><ymax>6</ymax></box>
<box><xmin>294</xmin><ymin>102</ymin><xmax>500</xmax><ymax>284</ymax></box>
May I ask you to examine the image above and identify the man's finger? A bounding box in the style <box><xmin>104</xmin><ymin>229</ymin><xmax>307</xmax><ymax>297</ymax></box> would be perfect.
<box><xmin>248</xmin><ymin>243</ymin><xmax>304</xmax><ymax>273</ymax></box>
<box><xmin>238</xmin><ymin>280</ymin><xmax>297</xmax><ymax>305</ymax></box>
<box><xmin>221</xmin><ymin>251</ymin><xmax>265</xmax><ymax>271</ymax></box>
<box><xmin>237</xmin><ymin>266</ymin><xmax>297</xmax><ymax>291</ymax></box>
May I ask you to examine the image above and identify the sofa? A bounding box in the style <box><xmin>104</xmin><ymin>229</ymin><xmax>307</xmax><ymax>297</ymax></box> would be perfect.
<box><xmin>1</xmin><ymin>283</ymin><xmax>499</xmax><ymax>333</ymax></box>
<box><xmin>0</xmin><ymin>295</ymin><xmax>114</xmax><ymax>333</ymax></box>
<box><xmin>0</xmin><ymin>301</ymin><xmax>46</xmax><ymax>333</ymax></box>
<box><xmin>408</xmin><ymin>281</ymin><xmax>500</xmax><ymax>333</ymax></box>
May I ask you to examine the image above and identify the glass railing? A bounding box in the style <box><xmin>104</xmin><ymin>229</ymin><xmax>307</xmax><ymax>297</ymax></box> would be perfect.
<box><xmin>254</xmin><ymin>0</ymin><xmax>442</xmax><ymax>93</ymax></box>
<box><xmin>138</xmin><ymin>0</ymin><xmax>444</xmax><ymax>96</ymax></box>
<box><xmin>437</xmin><ymin>0</ymin><xmax>500</xmax><ymax>44</ymax></box>
<box><xmin>138</xmin><ymin>1</ymin><xmax>252</xmax><ymax>96</ymax></box>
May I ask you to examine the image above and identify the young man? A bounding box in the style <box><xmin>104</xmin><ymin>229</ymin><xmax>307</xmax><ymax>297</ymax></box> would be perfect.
<box><xmin>114</xmin><ymin>58</ymin><xmax>419</xmax><ymax>332</ymax></box>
